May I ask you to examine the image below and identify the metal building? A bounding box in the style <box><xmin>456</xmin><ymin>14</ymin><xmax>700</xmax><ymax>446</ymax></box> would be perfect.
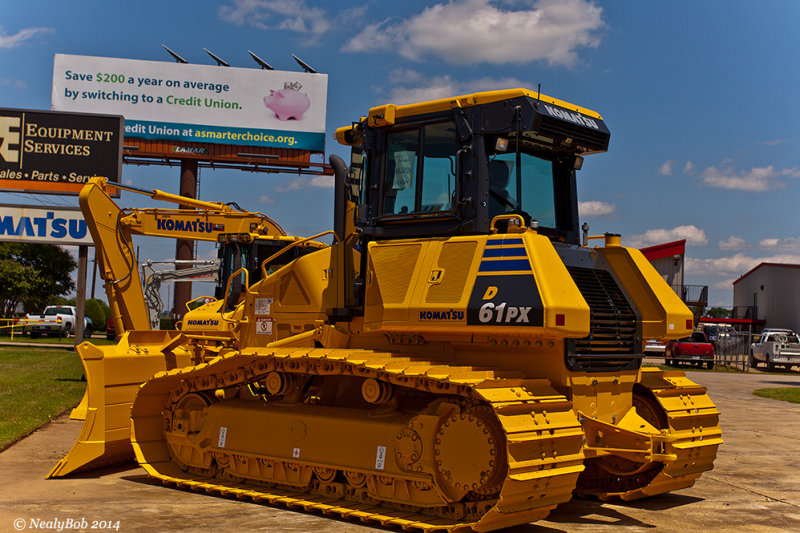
<box><xmin>640</xmin><ymin>239</ymin><xmax>708</xmax><ymax>309</ymax></box>
<box><xmin>733</xmin><ymin>263</ymin><xmax>800</xmax><ymax>330</ymax></box>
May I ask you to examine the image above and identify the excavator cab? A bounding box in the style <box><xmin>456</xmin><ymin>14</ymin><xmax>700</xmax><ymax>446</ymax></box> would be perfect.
<box><xmin>215</xmin><ymin>237</ymin><xmax>326</xmax><ymax>305</ymax></box>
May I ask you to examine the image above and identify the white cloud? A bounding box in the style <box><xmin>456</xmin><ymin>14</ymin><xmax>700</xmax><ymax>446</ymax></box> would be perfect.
<box><xmin>686</xmin><ymin>252</ymin><xmax>800</xmax><ymax>278</ymax></box>
<box><xmin>276</xmin><ymin>180</ymin><xmax>302</xmax><ymax>192</ymax></box>
<box><xmin>713</xmin><ymin>278</ymin><xmax>738</xmax><ymax>290</ymax></box>
<box><xmin>658</xmin><ymin>160</ymin><xmax>673</xmax><ymax>176</ymax></box>
<box><xmin>275</xmin><ymin>175</ymin><xmax>333</xmax><ymax>192</ymax></box>
<box><xmin>385</xmin><ymin>72</ymin><xmax>529</xmax><ymax>104</ymax></box>
<box><xmin>758</xmin><ymin>236</ymin><xmax>800</xmax><ymax>252</ymax></box>
<box><xmin>579</xmin><ymin>200</ymin><xmax>615</xmax><ymax>216</ymax></box>
<box><xmin>719</xmin><ymin>235</ymin><xmax>745</xmax><ymax>250</ymax></box>
<box><xmin>309</xmin><ymin>175</ymin><xmax>333</xmax><ymax>188</ymax></box>
<box><xmin>258</xmin><ymin>194</ymin><xmax>276</xmax><ymax>204</ymax></box>
<box><xmin>218</xmin><ymin>0</ymin><xmax>363</xmax><ymax>42</ymax></box>
<box><xmin>683</xmin><ymin>161</ymin><xmax>695</xmax><ymax>174</ymax></box>
<box><xmin>343</xmin><ymin>0</ymin><xmax>605</xmax><ymax>67</ymax></box>
<box><xmin>0</xmin><ymin>26</ymin><xmax>54</xmax><ymax>48</ymax></box>
<box><xmin>627</xmin><ymin>225</ymin><xmax>708</xmax><ymax>248</ymax></box>
<box><xmin>1</xmin><ymin>78</ymin><xmax>27</xmax><ymax>90</ymax></box>
<box><xmin>762</xmin><ymin>139</ymin><xmax>786</xmax><ymax>146</ymax></box>
<box><xmin>701</xmin><ymin>164</ymin><xmax>800</xmax><ymax>191</ymax></box>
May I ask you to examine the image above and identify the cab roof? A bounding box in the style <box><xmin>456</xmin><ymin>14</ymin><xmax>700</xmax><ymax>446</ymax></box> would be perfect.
<box><xmin>335</xmin><ymin>88</ymin><xmax>604</xmax><ymax>146</ymax></box>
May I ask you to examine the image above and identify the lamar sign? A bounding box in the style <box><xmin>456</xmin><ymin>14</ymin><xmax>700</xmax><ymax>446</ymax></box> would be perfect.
<box><xmin>0</xmin><ymin>108</ymin><xmax>122</xmax><ymax>195</ymax></box>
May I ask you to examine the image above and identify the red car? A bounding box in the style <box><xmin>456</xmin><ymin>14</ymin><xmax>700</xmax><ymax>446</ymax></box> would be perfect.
<box><xmin>665</xmin><ymin>331</ymin><xmax>715</xmax><ymax>368</ymax></box>
<box><xmin>106</xmin><ymin>317</ymin><xmax>116</xmax><ymax>340</ymax></box>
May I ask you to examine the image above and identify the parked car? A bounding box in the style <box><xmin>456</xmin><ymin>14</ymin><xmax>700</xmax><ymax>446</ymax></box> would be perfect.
<box><xmin>749</xmin><ymin>328</ymin><xmax>800</xmax><ymax>370</ymax></box>
<box><xmin>699</xmin><ymin>323</ymin><xmax>738</xmax><ymax>354</ymax></box>
<box><xmin>665</xmin><ymin>331</ymin><xmax>715</xmax><ymax>369</ymax></box>
<box><xmin>24</xmin><ymin>305</ymin><xmax>93</xmax><ymax>339</ymax></box>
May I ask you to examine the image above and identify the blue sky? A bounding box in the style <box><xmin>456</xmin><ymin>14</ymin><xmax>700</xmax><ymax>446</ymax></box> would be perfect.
<box><xmin>2</xmin><ymin>0</ymin><xmax>799</xmax><ymax>307</ymax></box>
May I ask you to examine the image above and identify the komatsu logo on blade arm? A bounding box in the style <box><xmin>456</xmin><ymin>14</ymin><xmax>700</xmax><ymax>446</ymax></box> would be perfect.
<box><xmin>542</xmin><ymin>104</ymin><xmax>599</xmax><ymax>130</ymax></box>
<box><xmin>156</xmin><ymin>218</ymin><xmax>218</xmax><ymax>233</ymax></box>
<box><xmin>187</xmin><ymin>319</ymin><xmax>219</xmax><ymax>326</ymax></box>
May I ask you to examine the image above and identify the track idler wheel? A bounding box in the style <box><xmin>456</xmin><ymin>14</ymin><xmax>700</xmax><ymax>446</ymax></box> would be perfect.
<box><xmin>434</xmin><ymin>406</ymin><xmax>506</xmax><ymax>499</ymax></box>
<box><xmin>577</xmin><ymin>390</ymin><xmax>667</xmax><ymax>499</ymax></box>
<box><xmin>264</xmin><ymin>371</ymin><xmax>296</xmax><ymax>396</ymax></box>
<box><xmin>362</xmin><ymin>378</ymin><xmax>393</xmax><ymax>404</ymax></box>
<box><xmin>170</xmin><ymin>392</ymin><xmax>211</xmax><ymax>434</ymax></box>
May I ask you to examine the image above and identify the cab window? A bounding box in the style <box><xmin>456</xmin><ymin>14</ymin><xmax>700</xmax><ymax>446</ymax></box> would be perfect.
<box><xmin>487</xmin><ymin>149</ymin><xmax>556</xmax><ymax>228</ymax></box>
<box><xmin>382</xmin><ymin>122</ymin><xmax>456</xmax><ymax>216</ymax></box>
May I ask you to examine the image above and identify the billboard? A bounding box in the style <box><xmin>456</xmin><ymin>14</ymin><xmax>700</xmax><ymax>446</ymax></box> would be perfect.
<box><xmin>0</xmin><ymin>204</ymin><xmax>93</xmax><ymax>246</ymax></box>
<box><xmin>0</xmin><ymin>108</ymin><xmax>122</xmax><ymax>195</ymax></box>
<box><xmin>52</xmin><ymin>54</ymin><xmax>328</xmax><ymax>152</ymax></box>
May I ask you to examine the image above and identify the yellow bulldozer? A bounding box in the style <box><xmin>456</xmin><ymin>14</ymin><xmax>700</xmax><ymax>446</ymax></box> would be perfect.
<box><xmin>50</xmin><ymin>88</ymin><xmax>721</xmax><ymax>532</ymax></box>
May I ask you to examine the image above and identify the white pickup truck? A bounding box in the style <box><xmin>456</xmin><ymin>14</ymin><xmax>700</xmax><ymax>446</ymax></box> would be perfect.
<box><xmin>749</xmin><ymin>328</ymin><xmax>800</xmax><ymax>370</ymax></box>
<box><xmin>23</xmin><ymin>305</ymin><xmax>93</xmax><ymax>339</ymax></box>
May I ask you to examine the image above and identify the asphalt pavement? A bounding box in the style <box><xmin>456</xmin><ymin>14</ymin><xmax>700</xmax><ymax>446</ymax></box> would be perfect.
<box><xmin>1</xmin><ymin>370</ymin><xmax>799</xmax><ymax>532</ymax></box>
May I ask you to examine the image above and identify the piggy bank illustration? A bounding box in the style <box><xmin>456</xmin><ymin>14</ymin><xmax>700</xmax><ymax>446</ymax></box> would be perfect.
<box><xmin>263</xmin><ymin>89</ymin><xmax>310</xmax><ymax>121</ymax></box>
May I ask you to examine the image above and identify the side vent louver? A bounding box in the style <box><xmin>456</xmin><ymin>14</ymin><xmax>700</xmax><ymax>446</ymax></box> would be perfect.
<box><xmin>566</xmin><ymin>266</ymin><xmax>640</xmax><ymax>371</ymax></box>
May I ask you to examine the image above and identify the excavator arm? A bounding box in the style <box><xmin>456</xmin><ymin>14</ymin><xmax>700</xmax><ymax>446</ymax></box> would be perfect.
<box><xmin>79</xmin><ymin>176</ymin><xmax>286</xmax><ymax>334</ymax></box>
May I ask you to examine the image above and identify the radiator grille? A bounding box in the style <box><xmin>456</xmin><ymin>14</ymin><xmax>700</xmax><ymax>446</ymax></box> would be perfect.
<box><xmin>566</xmin><ymin>266</ymin><xmax>640</xmax><ymax>370</ymax></box>
<box><xmin>369</xmin><ymin>244</ymin><xmax>421</xmax><ymax>304</ymax></box>
<box><xmin>426</xmin><ymin>241</ymin><xmax>477</xmax><ymax>304</ymax></box>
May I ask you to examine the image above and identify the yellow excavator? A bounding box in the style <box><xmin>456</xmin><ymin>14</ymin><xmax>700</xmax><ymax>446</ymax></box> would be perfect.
<box><xmin>56</xmin><ymin>177</ymin><xmax>326</xmax><ymax>463</ymax></box>
<box><xmin>51</xmin><ymin>88</ymin><xmax>721</xmax><ymax>532</ymax></box>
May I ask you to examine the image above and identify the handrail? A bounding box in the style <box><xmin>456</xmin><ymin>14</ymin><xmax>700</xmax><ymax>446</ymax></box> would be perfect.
<box><xmin>259</xmin><ymin>230</ymin><xmax>338</xmax><ymax>280</ymax></box>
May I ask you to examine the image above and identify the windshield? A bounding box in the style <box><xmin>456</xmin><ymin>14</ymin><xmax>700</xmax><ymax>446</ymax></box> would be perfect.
<box><xmin>486</xmin><ymin>137</ymin><xmax>561</xmax><ymax>228</ymax></box>
<box><xmin>44</xmin><ymin>307</ymin><xmax>71</xmax><ymax>315</ymax></box>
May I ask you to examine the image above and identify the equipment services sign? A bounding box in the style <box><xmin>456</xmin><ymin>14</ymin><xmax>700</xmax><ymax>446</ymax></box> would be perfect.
<box><xmin>0</xmin><ymin>108</ymin><xmax>122</xmax><ymax>195</ymax></box>
<box><xmin>52</xmin><ymin>54</ymin><xmax>328</xmax><ymax>152</ymax></box>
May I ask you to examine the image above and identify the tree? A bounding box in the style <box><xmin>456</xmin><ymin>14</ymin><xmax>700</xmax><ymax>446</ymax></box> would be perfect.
<box><xmin>84</xmin><ymin>299</ymin><xmax>106</xmax><ymax>331</ymax></box>
<box><xmin>706</xmin><ymin>307</ymin><xmax>731</xmax><ymax>318</ymax></box>
<box><xmin>96</xmin><ymin>299</ymin><xmax>111</xmax><ymax>324</ymax></box>
<box><xmin>0</xmin><ymin>258</ymin><xmax>34</xmax><ymax>317</ymax></box>
<box><xmin>0</xmin><ymin>243</ymin><xmax>76</xmax><ymax>317</ymax></box>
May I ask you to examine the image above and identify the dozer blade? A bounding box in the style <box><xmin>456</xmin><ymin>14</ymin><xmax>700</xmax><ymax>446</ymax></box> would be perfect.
<box><xmin>69</xmin><ymin>389</ymin><xmax>88</xmax><ymax>420</ymax></box>
<box><xmin>48</xmin><ymin>331</ymin><xmax>192</xmax><ymax>478</ymax></box>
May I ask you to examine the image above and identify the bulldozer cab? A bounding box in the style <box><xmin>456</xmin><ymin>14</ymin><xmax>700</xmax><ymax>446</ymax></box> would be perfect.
<box><xmin>342</xmin><ymin>90</ymin><xmax>610</xmax><ymax>245</ymax></box>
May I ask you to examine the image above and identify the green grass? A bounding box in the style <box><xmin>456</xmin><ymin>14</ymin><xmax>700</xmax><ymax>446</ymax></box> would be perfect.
<box><xmin>0</xmin><ymin>333</ymin><xmax>116</xmax><ymax>345</ymax></box>
<box><xmin>753</xmin><ymin>387</ymin><xmax>800</xmax><ymax>404</ymax></box>
<box><xmin>0</xmin><ymin>346</ymin><xmax>86</xmax><ymax>450</ymax></box>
